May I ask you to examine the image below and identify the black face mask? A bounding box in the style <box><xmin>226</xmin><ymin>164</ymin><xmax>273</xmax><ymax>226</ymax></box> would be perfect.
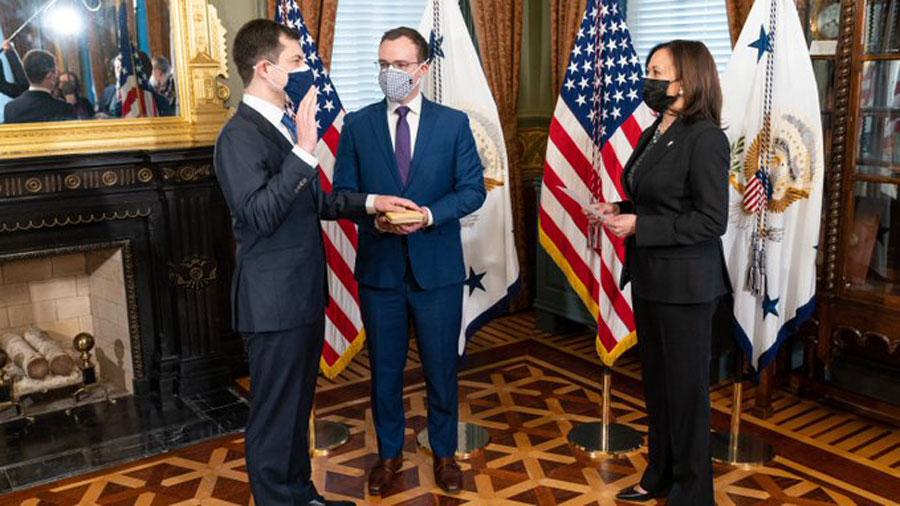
<box><xmin>60</xmin><ymin>82</ymin><xmax>79</xmax><ymax>97</ymax></box>
<box><xmin>642</xmin><ymin>78</ymin><xmax>677</xmax><ymax>113</ymax></box>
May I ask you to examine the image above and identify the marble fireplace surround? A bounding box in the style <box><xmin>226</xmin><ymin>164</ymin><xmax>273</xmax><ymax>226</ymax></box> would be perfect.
<box><xmin>0</xmin><ymin>148</ymin><xmax>243</xmax><ymax>398</ymax></box>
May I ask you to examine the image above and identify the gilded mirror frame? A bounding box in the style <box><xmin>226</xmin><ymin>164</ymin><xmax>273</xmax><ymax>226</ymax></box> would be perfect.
<box><xmin>0</xmin><ymin>0</ymin><xmax>231</xmax><ymax>159</ymax></box>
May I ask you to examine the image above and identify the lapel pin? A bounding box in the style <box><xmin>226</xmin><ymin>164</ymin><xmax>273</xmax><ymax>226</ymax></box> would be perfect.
<box><xmin>667</xmin><ymin>140</ymin><xmax>674</xmax><ymax>147</ymax></box>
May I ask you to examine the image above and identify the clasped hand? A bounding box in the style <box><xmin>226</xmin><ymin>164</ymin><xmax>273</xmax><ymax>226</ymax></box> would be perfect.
<box><xmin>372</xmin><ymin>198</ymin><xmax>428</xmax><ymax>235</ymax></box>
<box><xmin>375</xmin><ymin>200</ymin><xmax>429</xmax><ymax>235</ymax></box>
<box><xmin>583</xmin><ymin>202</ymin><xmax>636</xmax><ymax>238</ymax></box>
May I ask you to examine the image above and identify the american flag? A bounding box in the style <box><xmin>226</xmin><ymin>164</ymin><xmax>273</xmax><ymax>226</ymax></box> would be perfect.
<box><xmin>116</xmin><ymin>0</ymin><xmax>157</xmax><ymax>118</ymax></box>
<box><xmin>742</xmin><ymin>169</ymin><xmax>771</xmax><ymax>213</ymax></box>
<box><xmin>276</xmin><ymin>0</ymin><xmax>364</xmax><ymax>378</ymax></box>
<box><xmin>538</xmin><ymin>0</ymin><xmax>653</xmax><ymax>365</ymax></box>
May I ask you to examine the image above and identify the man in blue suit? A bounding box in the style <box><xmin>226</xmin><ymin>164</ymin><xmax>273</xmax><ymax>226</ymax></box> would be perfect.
<box><xmin>215</xmin><ymin>20</ymin><xmax>418</xmax><ymax>506</ymax></box>
<box><xmin>333</xmin><ymin>27</ymin><xmax>486</xmax><ymax>496</ymax></box>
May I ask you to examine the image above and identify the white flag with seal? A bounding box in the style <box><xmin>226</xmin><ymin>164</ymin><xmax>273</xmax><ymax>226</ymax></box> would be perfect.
<box><xmin>722</xmin><ymin>0</ymin><xmax>824</xmax><ymax>370</ymax></box>
<box><xmin>418</xmin><ymin>0</ymin><xmax>520</xmax><ymax>356</ymax></box>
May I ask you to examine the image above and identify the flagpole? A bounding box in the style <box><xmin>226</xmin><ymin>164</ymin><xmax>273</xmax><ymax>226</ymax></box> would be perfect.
<box><xmin>710</xmin><ymin>351</ymin><xmax>774</xmax><ymax>466</ymax></box>
<box><xmin>0</xmin><ymin>0</ymin><xmax>59</xmax><ymax>48</ymax></box>
<box><xmin>568</xmin><ymin>365</ymin><xmax>643</xmax><ymax>458</ymax></box>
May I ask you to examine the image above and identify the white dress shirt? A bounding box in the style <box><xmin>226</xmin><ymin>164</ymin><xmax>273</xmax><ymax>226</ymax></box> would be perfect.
<box><xmin>243</xmin><ymin>93</ymin><xmax>377</xmax><ymax>212</ymax></box>
<box><xmin>28</xmin><ymin>86</ymin><xmax>54</xmax><ymax>95</ymax></box>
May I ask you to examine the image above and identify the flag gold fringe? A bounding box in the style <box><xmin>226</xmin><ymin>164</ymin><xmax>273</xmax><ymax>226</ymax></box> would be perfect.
<box><xmin>319</xmin><ymin>329</ymin><xmax>367</xmax><ymax>380</ymax></box>
<box><xmin>538</xmin><ymin>221</ymin><xmax>637</xmax><ymax>367</ymax></box>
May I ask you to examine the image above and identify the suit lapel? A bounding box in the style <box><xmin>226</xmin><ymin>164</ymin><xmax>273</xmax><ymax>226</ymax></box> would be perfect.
<box><xmin>622</xmin><ymin>116</ymin><xmax>661</xmax><ymax>199</ymax></box>
<box><xmin>238</xmin><ymin>102</ymin><xmax>293</xmax><ymax>154</ymax></box>
<box><xmin>368</xmin><ymin>100</ymin><xmax>404</xmax><ymax>190</ymax></box>
<box><xmin>405</xmin><ymin>97</ymin><xmax>436</xmax><ymax>190</ymax></box>
<box><xmin>632</xmin><ymin>117</ymin><xmax>686</xmax><ymax>196</ymax></box>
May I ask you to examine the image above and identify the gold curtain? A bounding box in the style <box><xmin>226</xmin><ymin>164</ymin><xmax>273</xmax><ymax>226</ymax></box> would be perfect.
<box><xmin>470</xmin><ymin>0</ymin><xmax>527</xmax><ymax>308</ymax></box>
<box><xmin>725</xmin><ymin>0</ymin><xmax>754</xmax><ymax>45</ymax></box>
<box><xmin>268</xmin><ymin>0</ymin><xmax>340</xmax><ymax>70</ymax></box>
<box><xmin>551</xmin><ymin>0</ymin><xmax>588</xmax><ymax>94</ymax></box>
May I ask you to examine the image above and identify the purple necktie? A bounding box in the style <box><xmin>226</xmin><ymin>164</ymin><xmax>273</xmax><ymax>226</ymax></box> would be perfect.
<box><xmin>394</xmin><ymin>106</ymin><xmax>411</xmax><ymax>186</ymax></box>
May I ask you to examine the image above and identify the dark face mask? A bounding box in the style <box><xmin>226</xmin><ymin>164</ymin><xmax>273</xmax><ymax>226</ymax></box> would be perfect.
<box><xmin>60</xmin><ymin>81</ymin><xmax>79</xmax><ymax>97</ymax></box>
<box><xmin>642</xmin><ymin>78</ymin><xmax>677</xmax><ymax>113</ymax></box>
<box><xmin>282</xmin><ymin>65</ymin><xmax>315</xmax><ymax>114</ymax></box>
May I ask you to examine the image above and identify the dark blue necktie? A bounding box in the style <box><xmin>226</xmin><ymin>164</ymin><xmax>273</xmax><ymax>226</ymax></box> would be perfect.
<box><xmin>281</xmin><ymin>113</ymin><xmax>298</xmax><ymax>144</ymax></box>
<box><xmin>394</xmin><ymin>106</ymin><xmax>411</xmax><ymax>186</ymax></box>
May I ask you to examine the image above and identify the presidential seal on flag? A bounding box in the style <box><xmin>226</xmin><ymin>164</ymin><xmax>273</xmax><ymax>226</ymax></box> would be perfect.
<box><xmin>730</xmin><ymin>113</ymin><xmax>820</xmax><ymax>225</ymax></box>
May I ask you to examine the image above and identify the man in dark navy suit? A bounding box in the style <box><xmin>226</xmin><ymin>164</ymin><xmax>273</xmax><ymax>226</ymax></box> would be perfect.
<box><xmin>214</xmin><ymin>19</ymin><xmax>418</xmax><ymax>506</ymax></box>
<box><xmin>333</xmin><ymin>27</ymin><xmax>486</xmax><ymax>496</ymax></box>
<box><xmin>3</xmin><ymin>49</ymin><xmax>75</xmax><ymax>124</ymax></box>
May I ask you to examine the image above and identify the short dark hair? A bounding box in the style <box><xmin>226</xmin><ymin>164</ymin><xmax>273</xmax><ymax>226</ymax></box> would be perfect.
<box><xmin>152</xmin><ymin>55</ymin><xmax>171</xmax><ymax>74</ymax></box>
<box><xmin>233</xmin><ymin>19</ymin><xmax>300</xmax><ymax>86</ymax></box>
<box><xmin>23</xmin><ymin>49</ymin><xmax>57</xmax><ymax>84</ymax></box>
<box><xmin>647</xmin><ymin>40</ymin><xmax>722</xmax><ymax>125</ymax></box>
<box><xmin>380</xmin><ymin>27</ymin><xmax>429</xmax><ymax>63</ymax></box>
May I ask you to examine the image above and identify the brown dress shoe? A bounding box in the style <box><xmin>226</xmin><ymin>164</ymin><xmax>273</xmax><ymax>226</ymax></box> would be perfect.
<box><xmin>433</xmin><ymin>457</ymin><xmax>462</xmax><ymax>494</ymax></box>
<box><xmin>368</xmin><ymin>457</ymin><xmax>403</xmax><ymax>496</ymax></box>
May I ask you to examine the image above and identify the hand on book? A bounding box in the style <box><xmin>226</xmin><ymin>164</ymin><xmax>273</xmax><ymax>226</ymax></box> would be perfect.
<box><xmin>375</xmin><ymin>207</ymin><xmax>430</xmax><ymax>235</ymax></box>
<box><xmin>372</xmin><ymin>195</ymin><xmax>421</xmax><ymax>213</ymax></box>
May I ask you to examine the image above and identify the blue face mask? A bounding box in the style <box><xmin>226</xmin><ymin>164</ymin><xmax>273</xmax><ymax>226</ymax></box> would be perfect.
<box><xmin>264</xmin><ymin>62</ymin><xmax>315</xmax><ymax>113</ymax></box>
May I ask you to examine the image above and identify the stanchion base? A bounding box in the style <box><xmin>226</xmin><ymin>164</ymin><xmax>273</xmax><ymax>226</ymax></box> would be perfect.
<box><xmin>711</xmin><ymin>431</ymin><xmax>775</xmax><ymax>467</ymax></box>
<box><xmin>568</xmin><ymin>422</ymin><xmax>644</xmax><ymax>458</ymax></box>
<box><xmin>311</xmin><ymin>420</ymin><xmax>351</xmax><ymax>457</ymax></box>
<box><xmin>417</xmin><ymin>423</ymin><xmax>490</xmax><ymax>460</ymax></box>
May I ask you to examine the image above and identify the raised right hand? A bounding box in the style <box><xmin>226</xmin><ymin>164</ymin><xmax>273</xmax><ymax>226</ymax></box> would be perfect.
<box><xmin>293</xmin><ymin>86</ymin><xmax>318</xmax><ymax>154</ymax></box>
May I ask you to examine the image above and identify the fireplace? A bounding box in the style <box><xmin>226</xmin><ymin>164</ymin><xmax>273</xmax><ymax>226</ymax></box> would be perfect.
<box><xmin>0</xmin><ymin>148</ymin><xmax>244</xmax><ymax>399</ymax></box>
<box><xmin>0</xmin><ymin>244</ymin><xmax>140</xmax><ymax>396</ymax></box>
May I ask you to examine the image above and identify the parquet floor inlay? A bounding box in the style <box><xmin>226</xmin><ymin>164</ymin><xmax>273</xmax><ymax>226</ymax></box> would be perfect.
<box><xmin>4</xmin><ymin>314</ymin><xmax>900</xmax><ymax>505</ymax></box>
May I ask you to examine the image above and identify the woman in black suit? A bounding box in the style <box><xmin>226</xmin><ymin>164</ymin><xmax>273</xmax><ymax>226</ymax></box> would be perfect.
<box><xmin>588</xmin><ymin>40</ymin><xmax>730</xmax><ymax>505</ymax></box>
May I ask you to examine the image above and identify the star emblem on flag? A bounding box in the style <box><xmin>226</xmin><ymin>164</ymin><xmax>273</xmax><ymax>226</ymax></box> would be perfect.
<box><xmin>762</xmin><ymin>293</ymin><xmax>780</xmax><ymax>318</ymax></box>
<box><xmin>749</xmin><ymin>25</ymin><xmax>773</xmax><ymax>63</ymax></box>
<box><xmin>428</xmin><ymin>31</ymin><xmax>445</xmax><ymax>61</ymax></box>
<box><xmin>465</xmin><ymin>268</ymin><xmax>487</xmax><ymax>296</ymax></box>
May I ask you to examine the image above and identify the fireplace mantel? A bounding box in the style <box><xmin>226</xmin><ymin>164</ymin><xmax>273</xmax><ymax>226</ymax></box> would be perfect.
<box><xmin>0</xmin><ymin>148</ymin><xmax>242</xmax><ymax>397</ymax></box>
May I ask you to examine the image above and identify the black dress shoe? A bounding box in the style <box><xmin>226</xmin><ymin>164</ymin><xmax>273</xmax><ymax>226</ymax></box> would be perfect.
<box><xmin>615</xmin><ymin>485</ymin><xmax>655</xmax><ymax>502</ymax></box>
<box><xmin>308</xmin><ymin>494</ymin><xmax>355</xmax><ymax>506</ymax></box>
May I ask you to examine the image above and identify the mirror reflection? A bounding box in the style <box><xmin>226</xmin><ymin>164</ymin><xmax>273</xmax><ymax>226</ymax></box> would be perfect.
<box><xmin>0</xmin><ymin>0</ymin><xmax>176</xmax><ymax>125</ymax></box>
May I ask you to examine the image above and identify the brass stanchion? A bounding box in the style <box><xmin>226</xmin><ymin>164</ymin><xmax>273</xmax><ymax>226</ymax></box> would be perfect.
<box><xmin>417</xmin><ymin>421</ymin><xmax>491</xmax><ymax>460</ymax></box>
<box><xmin>309</xmin><ymin>401</ymin><xmax>350</xmax><ymax>458</ymax></box>
<box><xmin>711</xmin><ymin>353</ymin><xmax>775</xmax><ymax>467</ymax></box>
<box><xmin>568</xmin><ymin>366</ymin><xmax>643</xmax><ymax>458</ymax></box>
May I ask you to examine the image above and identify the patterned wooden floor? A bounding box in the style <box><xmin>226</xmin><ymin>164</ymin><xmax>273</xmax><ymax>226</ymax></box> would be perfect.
<box><xmin>5</xmin><ymin>313</ymin><xmax>900</xmax><ymax>505</ymax></box>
